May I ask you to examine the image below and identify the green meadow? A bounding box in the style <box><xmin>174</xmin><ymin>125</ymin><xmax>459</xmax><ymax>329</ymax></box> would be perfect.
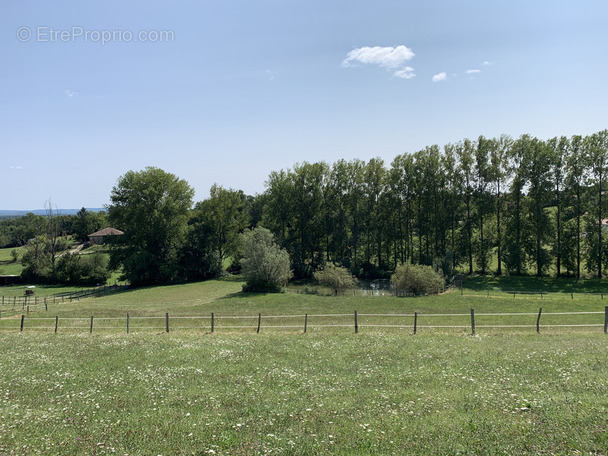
<box><xmin>1</xmin><ymin>276</ymin><xmax>608</xmax><ymax>454</ymax></box>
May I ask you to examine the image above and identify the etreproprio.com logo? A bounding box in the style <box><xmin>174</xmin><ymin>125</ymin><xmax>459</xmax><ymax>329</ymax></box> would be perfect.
<box><xmin>17</xmin><ymin>26</ymin><xmax>175</xmax><ymax>45</ymax></box>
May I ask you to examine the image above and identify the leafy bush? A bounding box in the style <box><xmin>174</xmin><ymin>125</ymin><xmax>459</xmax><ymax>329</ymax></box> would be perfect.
<box><xmin>241</xmin><ymin>227</ymin><xmax>292</xmax><ymax>293</ymax></box>
<box><xmin>314</xmin><ymin>262</ymin><xmax>358</xmax><ymax>295</ymax></box>
<box><xmin>391</xmin><ymin>263</ymin><xmax>445</xmax><ymax>296</ymax></box>
<box><xmin>54</xmin><ymin>252</ymin><xmax>111</xmax><ymax>285</ymax></box>
<box><xmin>20</xmin><ymin>247</ymin><xmax>52</xmax><ymax>283</ymax></box>
<box><xmin>300</xmin><ymin>286</ymin><xmax>318</xmax><ymax>295</ymax></box>
<box><xmin>53</xmin><ymin>236</ymin><xmax>71</xmax><ymax>253</ymax></box>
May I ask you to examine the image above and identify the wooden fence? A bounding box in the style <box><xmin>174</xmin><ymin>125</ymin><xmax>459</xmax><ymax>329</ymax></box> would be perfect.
<box><xmin>2</xmin><ymin>307</ymin><xmax>608</xmax><ymax>335</ymax></box>
<box><xmin>0</xmin><ymin>285</ymin><xmax>125</xmax><ymax>314</ymax></box>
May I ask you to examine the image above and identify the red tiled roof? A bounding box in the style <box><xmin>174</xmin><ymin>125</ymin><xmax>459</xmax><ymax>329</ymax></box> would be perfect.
<box><xmin>89</xmin><ymin>227</ymin><xmax>124</xmax><ymax>237</ymax></box>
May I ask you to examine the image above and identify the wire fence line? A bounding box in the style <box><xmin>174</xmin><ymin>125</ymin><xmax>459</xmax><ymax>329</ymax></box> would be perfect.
<box><xmin>1</xmin><ymin>286</ymin><xmax>605</xmax><ymax>310</ymax></box>
<box><xmin>0</xmin><ymin>284</ymin><xmax>126</xmax><ymax>313</ymax></box>
<box><xmin>2</xmin><ymin>308</ymin><xmax>608</xmax><ymax>335</ymax></box>
<box><xmin>1</xmin><ymin>285</ymin><xmax>607</xmax><ymax>316</ymax></box>
<box><xmin>459</xmin><ymin>290</ymin><xmax>608</xmax><ymax>300</ymax></box>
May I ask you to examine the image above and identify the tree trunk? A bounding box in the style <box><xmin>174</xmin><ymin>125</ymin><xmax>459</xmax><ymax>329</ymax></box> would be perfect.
<box><xmin>598</xmin><ymin>177</ymin><xmax>603</xmax><ymax>278</ymax></box>
<box><xmin>496</xmin><ymin>181</ymin><xmax>502</xmax><ymax>275</ymax></box>
<box><xmin>467</xmin><ymin>197</ymin><xmax>473</xmax><ymax>274</ymax></box>
<box><xmin>574</xmin><ymin>185</ymin><xmax>581</xmax><ymax>278</ymax></box>
<box><xmin>556</xmin><ymin>185</ymin><xmax>561</xmax><ymax>277</ymax></box>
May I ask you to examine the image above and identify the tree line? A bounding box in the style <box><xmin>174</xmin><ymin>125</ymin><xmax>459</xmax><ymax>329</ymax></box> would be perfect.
<box><xmin>5</xmin><ymin>129</ymin><xmax>608</xmax><ymax>287</ymax></box>
<box><xmin>260</xmin><ymin>130</ymin><xmax>608</xmax><ymax>279</ymax></box>
<box><xmin>105</xmin><ymin>130</ymin><xmax>608</xmax><ymax>286</ymax></box>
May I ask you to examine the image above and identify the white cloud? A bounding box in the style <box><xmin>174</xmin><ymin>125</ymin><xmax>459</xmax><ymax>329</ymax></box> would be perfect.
<box><xmin>482</xmin><ymin>61</ymin><xmax>492</xmax><ymax>66</ymax></box>
<box><xmin>466</xmin><ymin>69</ymin><xmax>481</xmax><ymax>74</ymax></box>
<box><xmin>393</xmin><ymin>67</ymin><xmax>416</xmax><ymax>79</ymax></box>
<box><xmin>9</xmin><ymin>166</ymin><xmax>23</xmax><ymax>170</ymax></box>
<box><xmin>432</xmin><ymin>72</ymin><xmax>447</xmax><ymax>82</ymax></box>
<box><xmin>64</xmin><ymin>89</ymin><xmax>78</xmax><ymax>97</ymax></box>
<box><xmin>342</xmin><ymin>45</ymin><xmax>415</xmax><ymax>69</ymax></box>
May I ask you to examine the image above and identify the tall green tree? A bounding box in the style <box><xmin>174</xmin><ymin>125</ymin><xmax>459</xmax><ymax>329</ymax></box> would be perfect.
<box><xmin>547</xmin><ymin>136</ymin><xmax>570</xmax><ymax>276</ymax></box>
<box><xmin>290</xmin><ymin>162</ymin><xmax>328</xmax><ymax>276</ymax></box>
<box><xmin>179</xmin><ymin>206</ymin><xmax>222</xmax><ymax>281</ymax></box>
<box><xmin>566</xmin><ymin>135</ymin><xmax>587</xmax><ymax>278</ymax></box>
<box><xmin>108</xmin><ymin>167</ymin><xmax>194</xmax><ymax>286</ymax></box>
<box><xmin>456</xmin><ymin>140</ymin><xmax>475</xmax><ymax>274</ymax></box>
<box><xmin>585</xmin><ymin>130</ymin><xmax>608</xmax><ymax>277</ymax></box>
<box><xmin>263</xmin><ymin>170</ymin><xmax>293</xmax><ymax>244</ymax></box>
<box><xmin>74</xmin><ymin>208</ymin><xmax>106</xmax><ymax>243</ymax></box>
<box><xmin>474</xmin><ymin>136</ymin><xmax>494</xmax><ymax>274</ymax></box>
<box><xmin>326</xmin><ymin>159</ymin><xmax>354</xmax><ymax>267</ymax></box>
<box><xmin>524</xmin><ymin>138</ymin><xmax>554</xmax><ymax>276</ymax></box>
<box><xmin>196</xmin><ymin>184</ymin><xmax>249</xmax><ymax>271</ymax></box>
<box><xmin>442</xmin><ymin>143</ymin><xmax>463</xmax><ymax>271</ymax></box>
<box><xmin>389</xmin><ymin>154</ymin><xmax>417</xmax><ymax>266</ymax></box>
<box><xmin>489</xmin><ymin>134</ymin><xmax>512</xmax><ymax>275</ymax></box>
<box><xmin>504</xmin><ymin>135</ymin><xmax>530</xmax><ymax>275</ymax></box>
<box><xmin>361</xmin><ymin>158</ymin><xmax>386</xmax><ymax>269</ymax></box>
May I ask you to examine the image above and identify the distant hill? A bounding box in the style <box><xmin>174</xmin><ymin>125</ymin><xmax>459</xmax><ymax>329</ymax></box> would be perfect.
<box><xmin>0</xmin><ymin>208</ymin><xmax>105</xmax><ymax>218</ymax></box>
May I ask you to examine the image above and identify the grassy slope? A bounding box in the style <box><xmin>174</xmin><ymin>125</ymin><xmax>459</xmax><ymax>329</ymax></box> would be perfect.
<box><xmin>0</xmin><ymin>333</ymin><xmax>607</xmax><ymax>455</ymax></box>
<box><xmin>1</xmin><ymin>276</ymin><xmax>608</xmax><ymax>454</ymax></box>
<box><xmin>3</xmin><ymin>275</ymin><xmax>608</xmax><ymax>330</ymax></box>
<box><xmin>0</xmin><ymin>245</ymin><xmax>25</xmax><ymax>275</ymax></box>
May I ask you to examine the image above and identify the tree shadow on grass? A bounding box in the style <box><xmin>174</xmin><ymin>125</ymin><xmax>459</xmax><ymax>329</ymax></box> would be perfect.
<box><xmin>464</xmin><ymin>275</ymin><xmax>608</xmax><ymax>294</ymax></box>
<box><xmin>219</xmin><ymin>290</ymin><xmax>286</xmax><ymax>300</ymax></box>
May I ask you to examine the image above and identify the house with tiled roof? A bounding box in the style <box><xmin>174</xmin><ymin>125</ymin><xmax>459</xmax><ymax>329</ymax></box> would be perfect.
<box><xmin>88</xmin><ymin>227</ymin><xmax>124</xmax><ymax>245</ymax></box>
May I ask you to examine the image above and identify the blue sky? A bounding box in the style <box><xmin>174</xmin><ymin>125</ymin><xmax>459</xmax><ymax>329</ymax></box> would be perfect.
<box><xmin>2</xmin><ymin>0</ymin><xmax>607</xmax><ymax>210</ymax></box>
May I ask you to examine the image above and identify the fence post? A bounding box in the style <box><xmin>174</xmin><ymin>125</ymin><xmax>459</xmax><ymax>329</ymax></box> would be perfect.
<box><xmin>127</xmin><ymin>313</ymin><xmax>130</xmax><ymax>334</ymax></box>
<box><xmin>55</xmin><ymin>316</ymin><xmax>58</xmax><ymax>333</ymax></box>
<box><xmin>571</xmin><ymin>293</ymin><xmax>573</xmax><ymax>300</ymax></box>
<box><xmin>536</xmin><ymin>308</ymin><xmax>542</xmax><ymax>334</ymax></box>
<box><xmin>20</xmin><ymin>314</ymin><xmax>24</xmax><ymax>332</ymax></box>
<box><xmin>354</xmin><ymin>310</ymin><xmax>358</xmax><ymax>334</ymax></box>
<box><xmin>470</xmin><ymin>309</ymin><xmax>475</xmax><ymax>336</ymax></box>
<box><xmin>304</xmin><ymin>313</ymin><xmax>308</xmax><ymax>334</ymax></box>
<box><xmin>414</xmin><ymin>312</ymin><xmax>418</xmax><ymax>335</ymax></box>
<box><xmin>166</xmin><ymin>313</ymin><xmax>169</xmax><ymax>333</ymax></box>
<box><xmin>45</xmin><ymin>299</ymin><xmax>48</xmax><ymax>311</ymax></box>
<box><xmin>257</xmin><ymin>313</ymin><xmax>261</xmax><ymax>333</ymax></box>
<box><xmin>90</xmin><ymin>316</ymin><xmax>94</xmax><ymax>334</ymax></box>
<box><xmin>604</xmin><ymin>306</ymin><xmax>607</xmax><ymax>334</ymax></box>
<box><xmin>211</xmin><ymin>312</ymin><xmax>214</xmax><ymax>333</ymax></box>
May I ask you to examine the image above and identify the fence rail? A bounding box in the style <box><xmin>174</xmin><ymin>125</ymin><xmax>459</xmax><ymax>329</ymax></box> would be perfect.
<box><xmin>0</xmin><ymin>285</ymin><xmax>126</xmax><ymax>315</ymax></box>
<box><xmin>2</xmin><ymin>307</ymin><xmax>608</xmax><ymax>335</ymax></box>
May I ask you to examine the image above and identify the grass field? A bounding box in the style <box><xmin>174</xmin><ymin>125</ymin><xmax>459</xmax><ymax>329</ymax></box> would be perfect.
<box><xmin>0</xmin><ymin>245</ymin><xmax>25</xmax><ymax>276</ymax></box>
<box><xmin>2</xmin><ymin>274</ymin><xmax>608</xmax><ymax>333</ymax></box>
<box><xmin>1</xmin><ymin>333</ymin><xmax>607</xmax><ymax>455</ymax></box>
<box><xmin>1</xmin><ymin>276</ymin><xmax>608</xmax><ymax>454</ymax></box>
